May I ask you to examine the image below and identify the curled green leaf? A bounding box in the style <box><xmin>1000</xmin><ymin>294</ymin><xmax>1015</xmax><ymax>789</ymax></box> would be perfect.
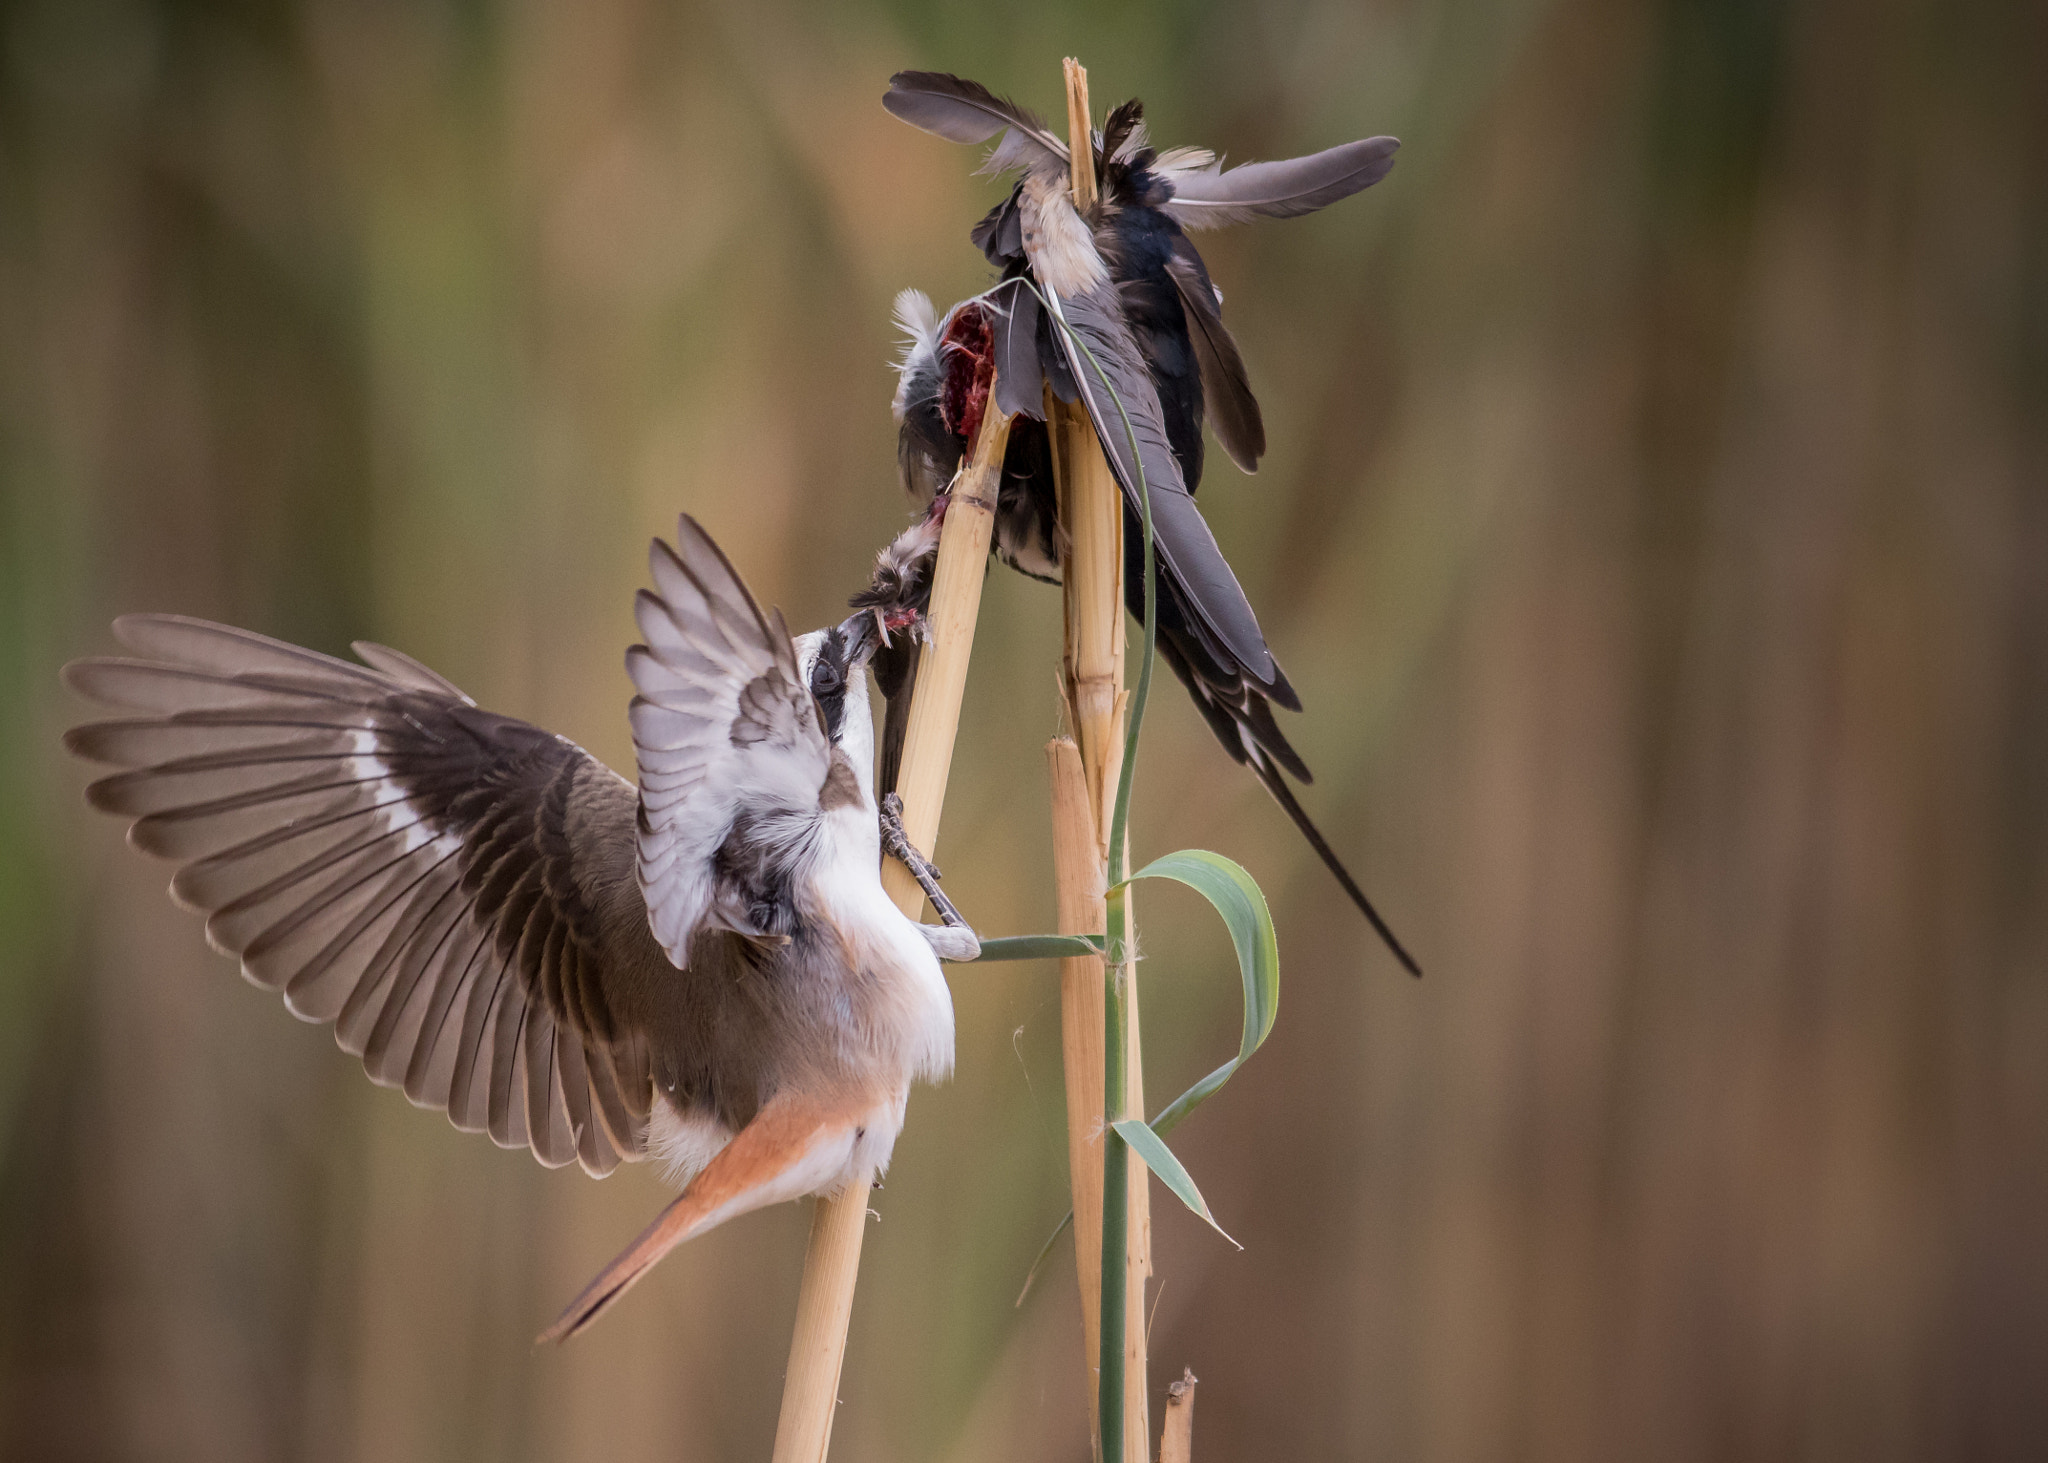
<box><xmin>1121</xmin><ymin>849</ymin><xmax>1279</xmax><ymax>1137</ymax></box>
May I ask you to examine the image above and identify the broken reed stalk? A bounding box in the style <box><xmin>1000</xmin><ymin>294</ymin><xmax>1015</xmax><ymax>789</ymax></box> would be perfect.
<box><xmin>768</xmin><ymin>389</ymin><xmax>1014</xmax><ymax>1463</ymax></box>
<box><xmin>1159</xmin><ymin>1370</ymin><xmax>1197</xmax><ymax>1463</ymax></box>
<box><xmin>1050</xmin><ymin>55</ymin><xmax>1152</xmax><ymax>1463</ymax></box>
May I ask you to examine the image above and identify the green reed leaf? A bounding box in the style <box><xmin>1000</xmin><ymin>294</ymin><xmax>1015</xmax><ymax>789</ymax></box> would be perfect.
<box><xmin>972</xmin><ymin>934</ymin><xmax>1106</xmax><ymax>962</ymax></box>
<box><xmin>1111</xmin><ymin>1119</ymin><xmax>1239</xmax><ymax>1248</ymax></box>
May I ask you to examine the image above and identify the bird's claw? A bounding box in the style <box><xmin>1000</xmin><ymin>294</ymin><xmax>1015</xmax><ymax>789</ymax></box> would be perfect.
<box><xmin>878</xmin><ymin>791</ymin><xmax>968</xmax><ymax>929</ymax></box>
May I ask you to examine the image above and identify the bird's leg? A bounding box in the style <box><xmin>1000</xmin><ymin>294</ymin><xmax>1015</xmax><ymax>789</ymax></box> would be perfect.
<box><xmin>879</xmin><ymin>792</ymin><xmax>958</xmax><ymax>922</ymax></box>
<box><xmin>880</xmin><ymin>792</ymin><xmax>980</xmax><ymax>961</ymax></box>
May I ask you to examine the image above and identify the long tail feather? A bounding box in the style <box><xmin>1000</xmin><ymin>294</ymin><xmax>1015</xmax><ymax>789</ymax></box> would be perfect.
<box><xmin>1251</xmin><ymin>758</ymin><xmax>1421</xmax><ymax>977</ymax></box>
<box><xmin>537</xmin><ymin>1094</ymin><xmax>860</xmax><ymax>1342</ymax></box>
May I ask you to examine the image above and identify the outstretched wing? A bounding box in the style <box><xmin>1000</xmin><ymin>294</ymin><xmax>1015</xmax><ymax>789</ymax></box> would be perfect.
<box><xmin>627</xmin><ymin>516</ymin><xmax>836</xmax><ymax>967</ymax></box>
<box><xmin>64</xmin><ymin>616</ymin><xmax>657</xmax><ymax>1177</ymax></box>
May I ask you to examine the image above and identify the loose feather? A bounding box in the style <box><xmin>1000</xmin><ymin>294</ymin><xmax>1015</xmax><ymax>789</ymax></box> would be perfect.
<box><xmin>985</xmin><ymin>277</ymin><xmax>1046</xmax><ymax>421</ymax></box>
<box><xmin>883</xmin><ymin>71</ymin><xmax>1068</xmax><ymax>175</ymax></box>
<box><xmin>1161</xmin><ymin>136</ymin><xmax>1400</xmax><ymax>230</ymax></box>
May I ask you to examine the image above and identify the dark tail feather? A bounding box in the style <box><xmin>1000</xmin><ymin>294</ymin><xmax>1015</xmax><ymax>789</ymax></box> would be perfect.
<box><xmin>1251</xmin><ymin>759</ymin><xmax>1421</xmax><ymax>977</ymax></box>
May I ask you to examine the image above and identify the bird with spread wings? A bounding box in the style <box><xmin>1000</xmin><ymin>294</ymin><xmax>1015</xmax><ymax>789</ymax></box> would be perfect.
<box><xmin>64</xmin><ymin>516</ymin><xmax>974</xmax><ymax>1341</ymax></box>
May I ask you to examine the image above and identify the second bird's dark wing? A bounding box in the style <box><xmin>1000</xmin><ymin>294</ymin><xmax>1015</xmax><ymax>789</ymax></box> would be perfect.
<box><xmin>65</xmin><ymin>616</ymin><xmax>663</xmax><ymax>1176</ymax></box>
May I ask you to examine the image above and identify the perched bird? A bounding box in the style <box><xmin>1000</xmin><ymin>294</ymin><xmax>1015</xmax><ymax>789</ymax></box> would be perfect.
<box><xmin>63</xmin><ymin>517</ymin><xmax>976</xmax><ymax>1342</ymax></box>
<box><xmin>880</xmin><ymin>71</ymin><xmax>1417</xmax><ymax>974</ymax></box>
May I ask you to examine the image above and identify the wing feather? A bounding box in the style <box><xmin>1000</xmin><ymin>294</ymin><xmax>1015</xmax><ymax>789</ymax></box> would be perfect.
<box><xmin>1047</xmin><ymin>279</ymin><xmax>1285</xmax><ymax>692</ymax></box>
<box><xmin>63</xmin><ymin>616</ymin><xmax>657</xmax><ymax>1177</ymax></box>
<box><xmin>1163</xmin><ymin>240</ymin><xmax>1266</xmax><ymax>473</ymax></box>
<box><xmin>627</xmin><ymin>517</ymin><xmax>833</xmax><ymax>966</ymax></box>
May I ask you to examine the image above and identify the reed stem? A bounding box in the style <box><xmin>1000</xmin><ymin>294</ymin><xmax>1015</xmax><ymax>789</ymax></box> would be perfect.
<box><xmin>1052</xmin><ymin>55</ymin><xmax>1151</xmax><ymax>1463</ymax></box>
<box><xmin>768</xmin><ymin>380</ymin><xmax>1012</xmax><ymax>1463</ymax></box>
<box><xmin>1159</xmin><ymin>1370</ymin><xmax>1197</xmax><ymax>1463</ymax></box>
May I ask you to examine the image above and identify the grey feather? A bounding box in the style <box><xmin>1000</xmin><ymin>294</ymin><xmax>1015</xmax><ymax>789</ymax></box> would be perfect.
<box><xmin>1160</xmin><ymin>136</ymin><xmax>1399</xmax><ymax>230</ymax></box>
<box><xmin>987</xmin><ymin>278</ymin><xmax>1047</xmax><ymax>421</ymax></box>
<box><xmin>627</xmin><ymin>517</ymin><xmax>834</xmax><ymax>965</ymax></box>
<box><xmin>883</xmin><ymin>71</ymin><xmax>1068</xmax><ymax>175</ymax></box>
<box><xmin>1163</xmin><ymin>241</ymin><xmax>1265</xmax><ymax>473</ymax></box>
<box><xmin>1050</xmin><ymin>283</ymin><xmax>1283</xmax><ymax>689</ymax></box>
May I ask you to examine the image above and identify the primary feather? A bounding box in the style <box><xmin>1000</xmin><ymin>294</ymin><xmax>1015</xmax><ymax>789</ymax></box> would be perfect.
<box><xmin>64</xmin><ymin>515</ymin><xmax>972</xmax><ymax>1342</ymax></box>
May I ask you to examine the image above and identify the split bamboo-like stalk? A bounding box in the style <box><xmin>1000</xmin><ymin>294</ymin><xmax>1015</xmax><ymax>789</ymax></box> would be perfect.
<box><xmin>1051</xmin><ymin>55</ymin><xmax>1152</xmax><ymax>1463</ymax></box>
<box><xmin>768</xmin><ymin>389</ymin><xmax>1013</xmax><ymax>1463</ymax></box>
<box><xmin>1159</xmin><ymin>1370</ymin><xmax>1197</xmax><ymax>1463</ymax></box>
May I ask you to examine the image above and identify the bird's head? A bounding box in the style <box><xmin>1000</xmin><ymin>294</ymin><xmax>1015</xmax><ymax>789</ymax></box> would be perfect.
<box><xmin>793</xmin><ymin>617</ymin><xmax>884</xmax><ymax>804</ymax></box>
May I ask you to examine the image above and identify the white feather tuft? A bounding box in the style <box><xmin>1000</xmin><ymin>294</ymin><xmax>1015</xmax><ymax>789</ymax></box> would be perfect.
<box><xmin>1152</xmin><ymin>145</ymin><xmax>1218</xmax><ymax>183</ymax></box>
<box><xmin>977</xmin><ymin>127</ymin><xmax>1065</xmax><ymax>180</ymax></box>
<box><xmin>891</xmin><ymin>288</ymin><xmax>937</xmax><ymax>355</ymax></box>
<box><xmin>890</xmin><ymin>288</ymin><xmax>940</xmax><ymax>422</ymax></box>
<box><xmin>875</xmin><ymin>514</ymin><xmax>942</xmax><ymax>585</ymax></box>
<box><xmin>646</xmin><ymin>1106</ymin><xmax>732</xmax><ymax>1187</ymax></box>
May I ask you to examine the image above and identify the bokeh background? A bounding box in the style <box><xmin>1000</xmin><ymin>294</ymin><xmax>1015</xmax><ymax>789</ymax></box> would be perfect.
<box><xmin>3</xmin><ymin>0</ymin><xmax>2044</xmax><ymax>1459</ymax></box>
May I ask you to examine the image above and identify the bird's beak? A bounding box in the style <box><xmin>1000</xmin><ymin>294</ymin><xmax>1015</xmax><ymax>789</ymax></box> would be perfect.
<box><xmin>837</xmin><ymin>610</ymin><xmax>884</xmax><ymax>671</ymax></box>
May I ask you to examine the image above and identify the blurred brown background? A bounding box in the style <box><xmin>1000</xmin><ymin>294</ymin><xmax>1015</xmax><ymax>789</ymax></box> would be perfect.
<box><xmin>3</xmin><ymin>0</ymin><xmax>2044</xmax><ymax>1459</ymax></box>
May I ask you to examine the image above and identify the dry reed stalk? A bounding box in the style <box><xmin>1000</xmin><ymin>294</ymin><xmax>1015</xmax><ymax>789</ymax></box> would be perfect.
<box><xmin>1052</xmin><ymin>55</ymin><xmax>1151</xmax><ymax>1463</ymax></box>
<box><xmin>768</xmin><ymin>388</ymin><xmax>1014</xmax><ymax>1463</ymax></box>
<box><xmin>1159</xmin><ymin>1370</ymin><xmax>1197</xmax><ymax>1463</ymax></box>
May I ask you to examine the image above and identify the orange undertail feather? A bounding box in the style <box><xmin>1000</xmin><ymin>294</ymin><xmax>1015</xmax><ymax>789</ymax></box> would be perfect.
<box><xmin>537</xmin><ymin>1092</ymin><xmax>867</xmax><ymax>1343</ymax></box>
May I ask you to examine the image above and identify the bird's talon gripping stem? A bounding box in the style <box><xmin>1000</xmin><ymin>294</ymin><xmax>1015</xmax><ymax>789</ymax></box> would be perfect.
<box><xmin>879</xmin><ymin>791</ymin><xmax>968</xmax><ymax>929</ymax></box>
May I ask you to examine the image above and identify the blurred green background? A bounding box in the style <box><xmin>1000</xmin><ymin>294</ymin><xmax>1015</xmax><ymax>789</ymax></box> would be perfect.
<box><xmin>3</xmin><ymin>0</ymin><xmax>2044</xmax><ymax>1459</ymax></box>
